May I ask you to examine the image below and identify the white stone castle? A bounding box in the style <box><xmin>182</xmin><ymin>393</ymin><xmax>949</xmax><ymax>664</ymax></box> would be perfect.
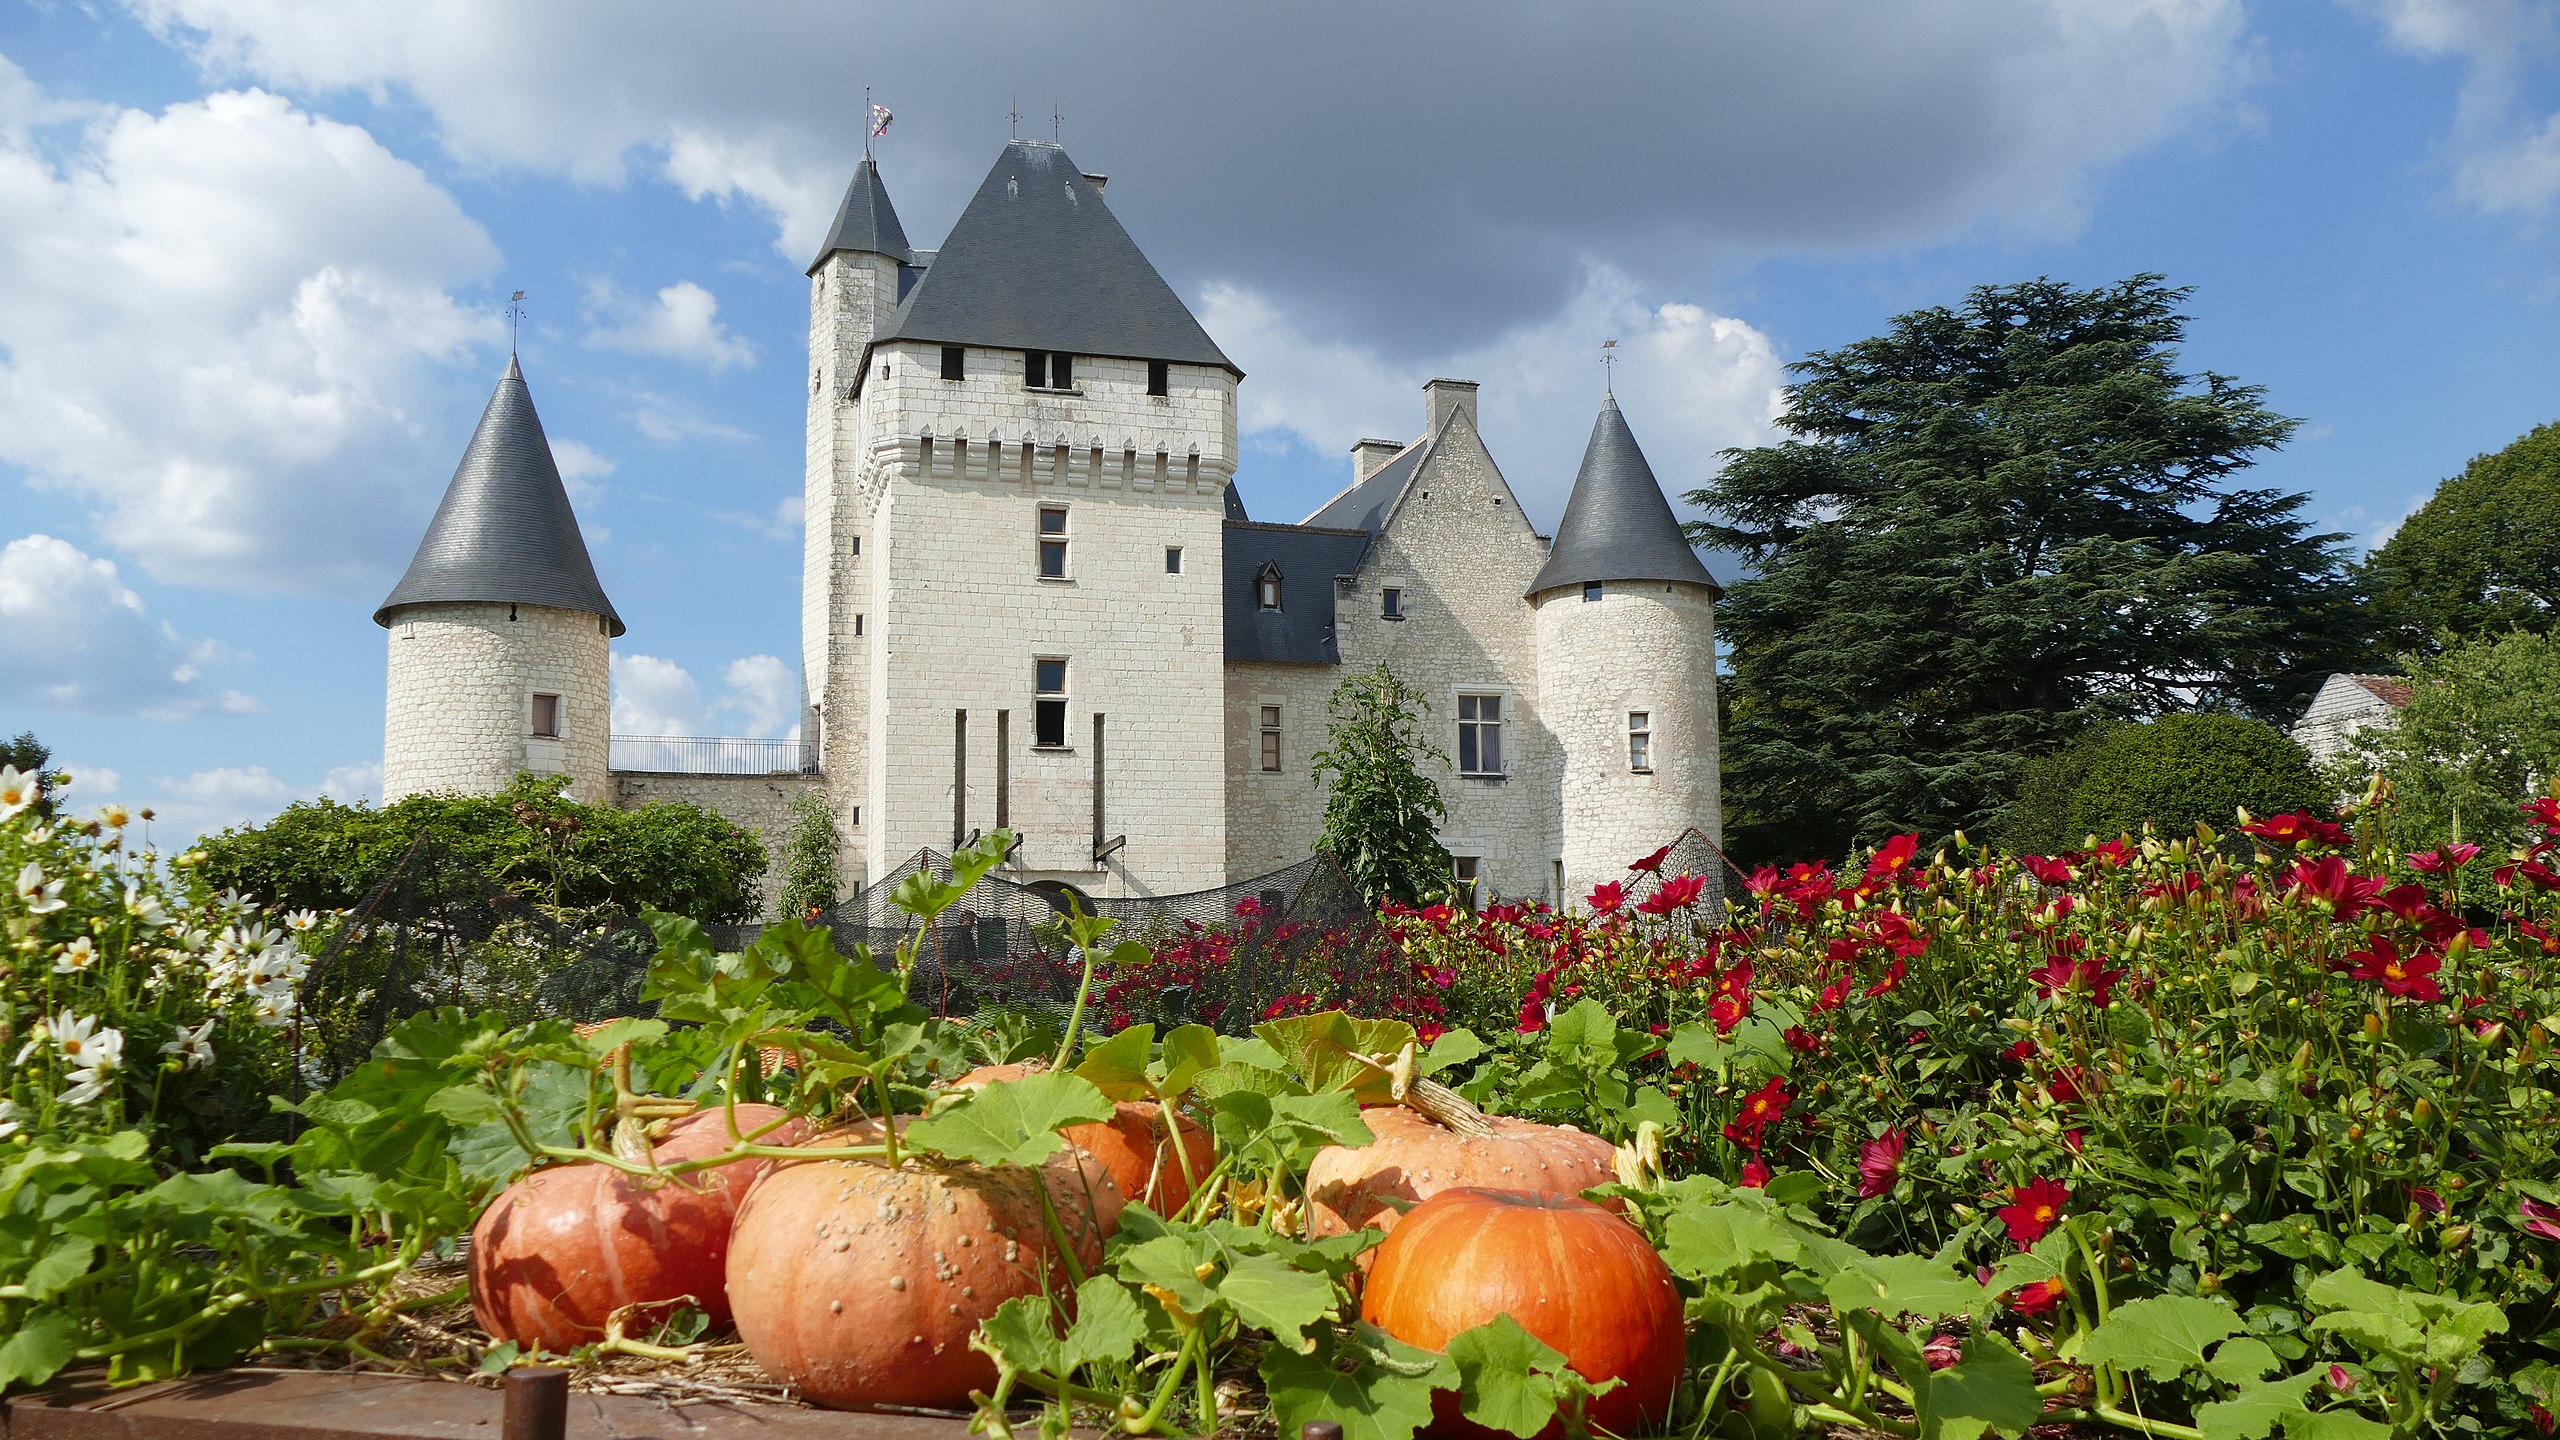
<box><xmin>377</xmin><ymin>139</ymin><xmax>1725</xmax><ymax>912</ymax></box>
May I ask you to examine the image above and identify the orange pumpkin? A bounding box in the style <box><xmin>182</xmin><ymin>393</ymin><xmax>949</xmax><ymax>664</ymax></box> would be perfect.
<box><xmin>470</xmin><ymin>1103</ymin><xmax>805</xmax><ymax>1350</ymax></box>
<box><xmin>1362</xmin><ymin>1187</ymin><xmax>1686</xmax><ymax>1440</ymax></box>
<box><xmin>952</xmin><ymin>1062</ymin><xmax>1213</xmax><ymax>1218</ymax></box>
<box><xmin>723</xmin><ymin>1119</ymin><xmax>1125</xmax><ymax>1410</ymax></box>
<box><xmin>1305</xmin><ymin>1104</ymin><xmax>1618</xmax><ymax>1252</ymax></box>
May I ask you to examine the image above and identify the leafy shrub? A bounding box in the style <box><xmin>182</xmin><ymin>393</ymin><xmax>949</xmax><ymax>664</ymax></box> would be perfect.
<box><xmin>776</xmin><ymin>792</ymin><xmax>842</xmax><ymax>920</ymax></box>
<box><xmin>2364</xmin><ymin>418</ymin><xmax>2560</xmax><ymax>650</ymax></box>
<box><xmin>1999</xmin><ymin>714</ymin><xmax>2325</xmax><ymax>854</ymax></box>
<box><xmin>2352</xmin><ymin>629</ymin><xmax>2560</xmax><ymax>861</ymax></box>
<box><xmin>196</xmin><ymin>772</ymin><xmax>766</xmax><ymax>923</ymax></box>
<box><xmin>1310</xmin><ymin>664</ymin><xmax>1454</xmax><ymax>906</ymax></box>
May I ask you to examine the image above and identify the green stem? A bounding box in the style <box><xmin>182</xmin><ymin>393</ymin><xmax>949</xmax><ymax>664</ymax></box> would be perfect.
<box><xmin>1121</xmin><ymin>1329</ymin><xmax>1204</xmax><ymax>1435</ymax></box>
<box><xmin>1054</xmin><ymin>946</ymin><xmax>1100</xmax><ymax>1072</ymax></box>
<box><xmin>1034</xmin><ymin>1177</ymin><xmax>1090</xmax><ymax>1290</ymax></box>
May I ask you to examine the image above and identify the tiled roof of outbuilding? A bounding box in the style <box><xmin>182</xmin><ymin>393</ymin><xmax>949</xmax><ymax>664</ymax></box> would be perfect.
<box><xmin>875</xmin><ymin>140</ymin><xmax>1236</xmax><ymax>373</ymax></box>
<box><xmin>375</xmin><ymin>357</ymin><xmax>624</xmax><ymax>634</ymax></box>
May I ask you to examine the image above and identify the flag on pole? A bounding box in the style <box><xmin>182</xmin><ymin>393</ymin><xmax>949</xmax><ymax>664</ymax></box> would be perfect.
<box><xmin>869</xmin><ymin>104</ymin><xmax>893</xmax><ymax>138</ymax></box>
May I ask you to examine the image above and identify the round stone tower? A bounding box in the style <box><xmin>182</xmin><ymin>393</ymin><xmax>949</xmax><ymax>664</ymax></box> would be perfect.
<box><xmin>376</xmin><ymin>356</ymin><xmax>624</xmax><ymax>805</ymax></box>
<box><xmin>1529</xmin><ymin>395</ymin><xmax>1724</xmax><ymax>905</ymax></box>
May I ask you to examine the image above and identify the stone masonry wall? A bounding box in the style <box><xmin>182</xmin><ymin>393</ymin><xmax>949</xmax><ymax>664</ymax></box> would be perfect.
<box><xmin>1535</xmin><ymin>581</ymin><xmax>1722</xmax><ymax>902</ymax></box>
<box><xmin>1330</xmin><ymin>412</ymin><xmax>1560</xmax><ymax>903</ymax></box>
<box><xmin>1223</xmin><ymin>660</ymin><xmax>1346</xmax><ymax>879</ymax></box>
<box><xmin>384</xmin><ymin>601</ymin><xmax>610</xmax><ymax>805</ymax></box>
<box><xmin>611</xmin><ymin>771</ymin><xmax>830</xmax><ymax>921</ymax></box>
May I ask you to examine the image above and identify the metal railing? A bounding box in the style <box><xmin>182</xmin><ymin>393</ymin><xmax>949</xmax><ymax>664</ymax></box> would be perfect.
<box><xmin>609</xmin><ymin>735</ymin><xmax>813</xmax><ymax>776</ymax></box>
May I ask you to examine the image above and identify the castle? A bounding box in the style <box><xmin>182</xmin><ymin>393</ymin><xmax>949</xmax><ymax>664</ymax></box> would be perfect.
<box><xmin>376</xmin><ymin>139</ymin><xmax>1725</xmax><ymax>912</ymax></box>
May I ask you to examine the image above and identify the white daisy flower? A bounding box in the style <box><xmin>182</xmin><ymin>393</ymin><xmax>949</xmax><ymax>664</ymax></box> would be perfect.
<box><xmin>283</xmin><ymin>909</ymin><xmax>321</xmax><ymax>933</ymax></box>
<box><xmin>53</xmin><ymin>1012</ymin><xmax>121</xmax><ymax>1071</ymax></box>
<box><xmin>162</xmin><ymin>1018</ymin><xmax>216</xmax><ymax>1071</ymax></box>
<box><xmin>15</xmin><ymin>1017</ymin><xmax>52</xmax><ymax>1065</ymax></box>
<box><xmin>99</xmin><ymin>804</ymin><xmax>130</xmax><ymax>829</ymax></box>
<box><xmin>14</xmin><ymin>862</ymin><xmax>66</xmax><ymax>915</ymax></box>
<box><xmin>123</xmin><ymin>884</ymin><xmax>166</xmax><ymax>927</ymax></box>
<box><xmin>61</xmin><ymin>1067</ymin><xmax>115</xmax><ymax>1107</ymax></box>
<box><xmin>0</xmin><ymin>1098</ymin><xmax>20</xmax><ymax>1140</ymax></box>
<box><xmin>249</xmin><ymin>990</ymin><xmax>295</xmax><ymax>1027</ymax></box>
<box><xmin>0</xmin><ymin>765</ymin><xmax>32</xmax><ymax>822</ymax></box>
<box><xmin>52</xmin><ymin>935</ymin><xmax>99</xmax><ymax>975</ymax></box>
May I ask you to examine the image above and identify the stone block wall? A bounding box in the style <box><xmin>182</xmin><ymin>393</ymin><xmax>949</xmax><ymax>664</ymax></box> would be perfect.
<box><xmin>1223</xmin><ymin>660</ymin><xmax>1345</xmax><ymax>879</ymax></box>
<box><xmin>384</xmin><ymin>601</ymin><xmax>610</xmax><ymax>805</ymax></box>
<box><xmin>1535</xmin><ymin>581</ymin><xmax>1722</xmax><ymax>902</ymax></box>
<box><xmin>611</xmin><ymin>771</ymin><xmax>831</xmax><ymax>921</ymax></box>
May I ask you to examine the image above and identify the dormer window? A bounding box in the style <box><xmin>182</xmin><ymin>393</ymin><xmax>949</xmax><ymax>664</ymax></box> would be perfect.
<box><xmin>1256</xmin><ymin>563</ymin><xmax>1284</xmax><ymax>612</ymax></box>
<box><xmin>1025</xmin><ymin>351</ymin><xmax>1074</xmax><ymax>391</ymax></box>
<box><xmin>1583</xmin><ymin>581</ymin><xmax>1604</xmax><ymax>603</ymax></box>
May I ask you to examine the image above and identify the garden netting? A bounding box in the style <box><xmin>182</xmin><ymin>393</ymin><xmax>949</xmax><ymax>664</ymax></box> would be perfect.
<box><xmin>296</xmin><ymin>824</ymin><xmax>1745</xmax><ymax>1082</ymax></box>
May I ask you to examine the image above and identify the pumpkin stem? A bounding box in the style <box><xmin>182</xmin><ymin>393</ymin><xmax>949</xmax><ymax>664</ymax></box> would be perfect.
<box><xmin>1362</xmin><ymin>1042</ymin><xmax>1499</xmax><ymax>1137</ymax></box>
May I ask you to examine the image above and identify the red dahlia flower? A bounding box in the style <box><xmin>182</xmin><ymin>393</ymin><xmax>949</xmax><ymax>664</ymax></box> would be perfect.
<box><xmin>2408</xmin><ymin>843</ymin><xmax>2482</xmax><ymax>873</ymax></box>
<box><xmin>2021</xmin><ymin>855</ymin><xmax>2075</xmax><ymax>887</ymax></box>
<box><xmin>1637</xmin><ymin>872</ymin><xmax>1708</xmax><ymax>915</ymax></box>
<box><xmin>2031</xmin><ymin>955</ymin><xmax>2125</xmax><ymax>1007</ymax></box>
<box><xmin>1999</xmin><ymin>1178</ymin><xmax>2072</xmax><ymax>1247</ymax></box>
<box><xmin>1629</xmin><ymin>842</ymin><xmax>1676</xmax><ymax>874</ymax></box>
<box><xmin>1864</xmin><ymin>957</ymin><xmax>1907</xmax><ymax>998</ymax></box>
<box><xmin>1588</xmin><ymin>880</ymin><xmax>1624</xmax><ymax>913</ymax></box>
<box><xmin>2243</xmin><ymin>812</ymin><xmax>2349</xmax><ymax>847</ymax></box>
<box><xmin>1857</xmin><ymin>1128</ymin><xmax>1908</xmax><ymax>1198</ymax></box>
<box><xmin>1722</xmin><ymin>1076</ymin><xmax>1792</xmax><ymax>1150</ymax></box>
<box><xmin>2521</xmin><ymin>1197</ymin><xmax>2560</xmax><ymax>1243</ymax></box>
<box><xmin>2345</xmin><ymin>937</ymin><xmax>2445</xmax><ymax>1002</ymax></box>
<box><xmin>1740</xmin><ymin>1158</ymin><xmax>1771</xmax><ymax>1188</ymax></box>
<box><xmin>2008</xmin><ymin>1277</ymin><xmax>2068</xmax><ymax>1317</ymax></box>
<box><xmin>1864</xmin><ymin>832</ymin><xmax>1921</xmax><ymax>883</ymax></box>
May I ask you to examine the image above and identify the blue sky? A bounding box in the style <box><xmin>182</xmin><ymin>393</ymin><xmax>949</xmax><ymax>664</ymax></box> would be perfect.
<box><xmin>1</xmin><ymin>1</ymin><xmax>2554</xmax><ymax>843</ymax></box>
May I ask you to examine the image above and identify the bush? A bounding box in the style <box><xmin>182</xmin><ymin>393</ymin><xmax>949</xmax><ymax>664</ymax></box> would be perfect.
<box><xmin>2354</xmin><ymin>629</ymin><xmax>2560</xmax><ymax>860</ymax></box>
<box><xmin>1997</xmin><ymin>714</ymin><xmax>2325</xmax><ymax>853</ymax></box>
<box><xmin>197</xmin><ymin>772</ymin><xmax>766</xmax><ymax>923</ymax></box>
<box><xmin>776</xmin><ymin>792</ymin><xmax>843</xmax><ymax>920</ymax></box>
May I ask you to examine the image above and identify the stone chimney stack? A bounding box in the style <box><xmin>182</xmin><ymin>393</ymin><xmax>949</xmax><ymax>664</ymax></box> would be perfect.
<box><xmin>1351</xmin><ymin>438</ymin><xmax>1406</xmax><ymax>483</ymax></box>
<box><xmin>1424</xmin><ymin>377</ymin><xmax>1479</xmax><ymax>435</ymax></box>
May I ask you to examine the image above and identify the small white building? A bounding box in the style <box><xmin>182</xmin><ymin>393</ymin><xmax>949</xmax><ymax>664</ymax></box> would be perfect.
<box><xmin>377</xmin><ymin>138</ymin><xmax>1728</xmax><ymax>910</ymax></box>
<box><xmin>2291</xmin><ymin>672</ymin><xmax>2413</xmax><ymax>766</ymax></box>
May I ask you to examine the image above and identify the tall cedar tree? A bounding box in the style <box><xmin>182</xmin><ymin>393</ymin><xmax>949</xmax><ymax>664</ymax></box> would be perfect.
<box><xmin>2361</xmin><ymin>419</ymin><xmax>2560</xmax><ymax>652</ymax></box>
<box><xmin>1686</xmin><ymin>275</ymin><xmax>2367</xmax><ymax>862</ymax></box>
<box><xmin>1310</xmin><ymin>664</ymin><xmax>1454</xmax><ymax>906</ymax></box>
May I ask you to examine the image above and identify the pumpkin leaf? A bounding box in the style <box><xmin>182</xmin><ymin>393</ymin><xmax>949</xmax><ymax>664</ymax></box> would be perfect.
<box><xmin>1444</xmin><ymin>1315</ymin><xmax>1573</xmax><ymax>1438</ymax></box>
<box><xmin>1418</xmin><ymin>1028</ymin><xmax>1484</xmax><ymax>1077</ymax></box>
<box><xmin>1824</xmin><ymin>1245</ymin><xmax>1987</xmax><ymax>1323</ymax></box>
<box><xmin>1058</xmin><ymin>1276</ymin><xmax>1148</xmax><ymax>1372</ymax></box>
<box><xmin>1257</xmin><ymin>1012</ymin><xmax>1415</xmax><ymax>1099</ymax></box>
<box><xmin>0</xmin><ymin>1307</ymin><xmax>79</xmax><ymax>1387</ymax></box>
<box><xmin>2081</xmin><ymin>1296</ymin><xmax>2247</xmax><ymax>1382</ymax></box>
<box><xmin>1922</xmin><ymin>1332</ymin><xmax>2042</xmax><ymax>1440</ymax></box>
<box><xmin>1076</xmin><ymin>1024</ymin><xmax>1155</xmax><ymax>1101</ymax></box>
<box><xmin>1262</xmin><ymin>1324</ymin><xmax>1448</xmax><ymax>1440</ymax></box>
<box><xmin>2195</xmin><ymin>1371</ymin><xmax>2324</xmax><ymax>1440</ymax></box>
<box><xmin>1154</xmin><ymin>1025</ymin><xmax>1221</xmax><ymax>1102</ymax></box>
<box><xmin>904</xmin><ymin>1071</ymin><xmax>1113</xmax><ymax>1168</ymax></box>
<box><xmin>1215</xmin><ymin>1252</ymin><xmax>1339</xmax><ymax>1349</ymax></box>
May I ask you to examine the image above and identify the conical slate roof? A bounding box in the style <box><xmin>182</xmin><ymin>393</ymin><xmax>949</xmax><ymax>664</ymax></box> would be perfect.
<box><xmin>875</xmin><ymin>140</ymin><xmax>1236</xmax><ymax>372</ymax></box>
<box><xmin>1526</xmin><ymin>396</ymin><xmax>1716</xmax><ymax>599</ymax></box>
<box><xmin>806</xmin><ymin>156</ymin><xmax>911</xmax><ymax>274</ymax></box>
<box><xmin>375</xmin><ymin>357</ymin><xmax>625</xmax><ymax>634</ymax></box>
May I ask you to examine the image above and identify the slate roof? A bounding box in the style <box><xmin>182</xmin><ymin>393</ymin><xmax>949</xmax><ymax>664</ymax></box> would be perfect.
<box><xmin>806</xmin><ymin>156</ymin><xmax>912</xmax><ymax>274</ymax></box>
<box><xmin>376</xmin><ymin>357</ymin><xmax>625</xmax><ymax>634</ymax></box>
<box><xmin>1223</xmin><ymin>521</ymin><xmax>1372</xmax><ymax>665</ymax></box>
<box><xmin>1303</xmin><ymin>438</ymin><xmax>1425</xmax><ymax>532</ymax></box>
<box><xmin>874</xmin><ymin>140</ymin><xmax>1237</xmax><ymax>373</ymax></box>
<box><xmin>1526</xmin><ymin>396</ymin><xmax>1717</xmax><ymax>599</ymax></box>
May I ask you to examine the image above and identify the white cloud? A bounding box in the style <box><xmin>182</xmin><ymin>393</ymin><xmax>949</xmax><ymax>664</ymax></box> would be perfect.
<box><xmin>583</xmin><ymin>279</ymin><xmax>756</xmax><ymax>372</ymax></box>
<box><xmin>55</xmin><ymin>765</ymin><xmax>122</xmax><ymax>798</ymax></box>
<box><xmin>148</xmin><ymin>763</ymin><xmax>293</xmax><ymax>836</ymax></box>
<box><xmin>631</xmin><ymin>391</ymin><xmax>755</xmax><ymax>445</ymax></box>
<box><xmin>2351</xmin><ymin>0</ymin><xmax>2560</xmax><ymax>213</ymax></box>
<box><xmin>1206</xmin><ymin>265</ymin><xmax>1789</xmax><ymax>524</ymax></box>
<box><xmin>0</xmin><ymin>60</ymin><xmax>502</xmax><ymax>595</ymax></box>
<box><xmin>550</xmin><ymin>438</ymin><xmax>617</xmax><ymax>504</ymax></box>
<box><xmin>611</xmin><ymin>651</ymin><xmax>799</xmax><ymax>738</ymax></box>
<box><xmin>712</xmin><ymin>492</ymin><xmax>801</xmax><ymax>540</ymax></box>
<box><xmin>319</xmin><ymin>760</ymin><xmax>381</xmax><ymax>803</ymax></box>
<box><xmin>0</xmin><ymin>534</ymin><xmax>258</xmax><ymax>716</ymax></box>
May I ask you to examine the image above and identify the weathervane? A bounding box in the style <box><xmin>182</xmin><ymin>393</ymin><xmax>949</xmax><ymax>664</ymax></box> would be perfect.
<box><xmin>508</xmin><ymin>291</ymin><xmax>527</xmax><ymax>355</ymax></box>
<box><xmin>1602</xmin><ymin>338</ymin><xmax>1618</xmax><ymax>395</ymax></box>
<box><xmin>1010</xmin><ymin>96</ymin><xmax>1022</xmax><ymax>139</ymax></box>
<box><xmin>1052</xmin><ymin>100</ymin><xmax>1063</xmax><ymax>143</ymax></box>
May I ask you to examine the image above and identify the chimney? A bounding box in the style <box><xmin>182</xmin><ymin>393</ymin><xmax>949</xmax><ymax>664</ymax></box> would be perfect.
<box><xmin>1351</xmin><ymin>438</ymin><xmax>1406</xmax><ymax>483</ymax></box>
<box><xmin>1081</xmin><ymin>173</ymin><xmax>1109</xmax><ymax>196</ymax></box>
<box><xmin>1424</xmin><ymin>378</ymin><xmax>1479</xmax><ymax>435</ymax></box>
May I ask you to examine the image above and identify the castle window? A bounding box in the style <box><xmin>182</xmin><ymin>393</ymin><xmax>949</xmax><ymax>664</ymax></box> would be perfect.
<box><xmin>941</xmin><ymin>346</ymin><xmax>965</xmax><ymax>381</ymax></box>
<box><xmin>1382</xmin><ymin>586</ymin><xmax>1403</xmax><ymax>620</ymax></box>
<box><xmin>530</xmin><ymin>693</ymin><xmax>562</xmax><ymax>740</ymax></box>
<box><xmin>1165</xmin><ymin>546</ymin><xmax>1182</xmax><ymax>574</ymax></box>
<box><xmin>851</xmin><ymin>535</ymin><xmax>861</xmax><ymax>556</ymax></box>
<box><xmin>1628</xmin><ymin>711</ymin><xmax>1652</xmax><ymax>773</ymax></box>
<box><xmin>1038</xmin><ymin>507</ymin><xmax>1069</xmax><ymax>579</ymax></box>
<box><xmin>855</xmin><ymin>614</ymin><xmax>866</xmax><ymax>637</ymax></box>
<box><xmin>1453</xmin><ymin>856</ymin><xmax>1481</xmax><ymax>906</ymax></box>
<box><xmin>1034</xmin><ymin>658</ymin><xmax>1069</xmax><ymax>748</ymax></box>
<box><xmin>1259</xmin><ymin>706</ymin><xmax>1282</xmax><ymax>772</ymax></box>
<box><xmin>1025</xmin><ymin>351</ymin><xmax>1075</xmax><ymax>391</ymax></box>
<box><xmin>1147</xmin><ymin>360</ymin><xmax>1170</xmax><ymax>397</ymax></box>
<box><xmin>1457</xmin><ymin>693</ymin><xmax>1503</xmax><ymax>776</ymax></box>
<box><xmin>1256</xmin><ymin>562</ymin><xmax>1283</xmax><ymax>612</ymax></box>
<box><xmin>1583</xmin><ymin>581</ymin><xmax>1604</xmax><ymax>603</ymax></box>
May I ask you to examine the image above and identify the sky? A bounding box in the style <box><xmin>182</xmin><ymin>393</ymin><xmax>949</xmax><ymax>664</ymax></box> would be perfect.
<box><xmin>1</xmin><ymin>0</ymin><xmax>2556</xmax><ymax>845</ymax></box>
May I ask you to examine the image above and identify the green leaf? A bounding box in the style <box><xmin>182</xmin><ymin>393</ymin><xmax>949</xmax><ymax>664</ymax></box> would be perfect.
<box><xmin>1256</xmin><ymin>1011</ymin><xmax>1416</xmax><ymax>1098</ymax></box>
<box><xmin>1116</xmin><ymin>1232</ymin><xmax>1221</xmax><ymax>1318</ymax></box>
<box><xmin>1059</xmin><ymin>1277</ymin><xmax>1149</xmax><ymax>1372</ymax></box>
<box><xmin>20</xmin><ymin>1237</ymin><xmax>94</xmax><ymax>1301</ymax></box>
<box><xmin>1924</xmin><ymin>1332</ymin><xmax>2042</xmax><ymax>1440</ymax></box>
<box><xmin>2205</xmin><ymin>1337</ymin><xmax>2284</xmax><ymax>1386</ymax></box>
<box><xmin>1418</xmin><ymin>1028</ymin><xmax>1484</xmax><ymax>1077</ymax></box>
<box><xmin>1262</xmin><ymin>1329</ymin><xmax>1446</xmax><ymax>1440</ymax></box>
<box><xmin>1217</xmin><ymin>1252</ymin><xmax>1339</xmax><ymax>1347</ymax></box>
<box><xmin>1826</xmin><ymin>1252</ymin><xmax>1987</xmax><ymax>1323</ymax></box>
<box><xmin>577</xmin><ymin>1017</ymin><xmax>666</xmax><ymax>1058</ymax></box>
<box><xmin>1154</xmin><ymin>1025</ymin><xmax>1220</xmax><ymax>1102</ymax></box>
<box><xmin>1445</xmin><ymin>1315</ymin><xmax>1570</xmax><ymax>1439</ymax></box>
<box><xmin>905</xmin><ymin>1072</ymin><xmax>1114</xmax><ymax>1168</ymax></box>
<box><xmin>2196</xmin><ymin>1372</ymin><xmax>2322</xmax><ymax>1440</ymax></box>
<box><xmin>2081</xmin><ymin>1296</ymin><xmax>2247</xmax><ymax>1381</ymax></box>
<box><xmin>1076</xmin><ymin>1024</ymin><xmax>1155</xmax><ymax>1101</ymax></box>
<box><xmin>0</xmin><ymin>1307</ymin><xmax>80</xmax><ymax>1387</ymax></box>
<box><xmin>1758</xmin><ymin>1168</ymin><xmax>1825</xmax><ymax>1206</ymax></box>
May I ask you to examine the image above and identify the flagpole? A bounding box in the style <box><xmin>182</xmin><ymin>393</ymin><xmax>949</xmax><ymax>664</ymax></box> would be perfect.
<box><xmin>864</xmin><ymin>84</ymin><xmax>873</xmax><ymax>162</ymax></box>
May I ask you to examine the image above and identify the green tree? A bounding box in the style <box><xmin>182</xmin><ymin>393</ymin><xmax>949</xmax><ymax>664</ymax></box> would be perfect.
<box><xmin>1998</xmin><ymin>714</ymin><xmax>2326</xmax><ymax>853</ymax></box>
<box><xmin>2363</xmin><ymin>420</ymin><xmax>2560</xmax><ymax>651</ymax></box>
<box><xmin>197</xmin><ymin>772</ymin><xmax>766</xmax><ymax>922</ymax></box>
<box><xmin>2</xmin><ymin>730</ymin><xmax>57</xmax><ymax>819</ymax></box>
<box><xmin>1687</xmin><ymin>274</ymin><xmax>2368</xmax><ymax>862</ymax></box>
<box><xmin>777</xmin><ymin>792</ymin><xmax>844</xmax><ymax>920</ymax></box>
<box><xmin>2352</xmin><ymin>630</ymin><xmax>2560</xmax><ymax>850</ymax></box>
<box><xmin>1309</xmin><ymin>664</ymin><xmax>1454</xmax><ymax>906</ymax></box>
